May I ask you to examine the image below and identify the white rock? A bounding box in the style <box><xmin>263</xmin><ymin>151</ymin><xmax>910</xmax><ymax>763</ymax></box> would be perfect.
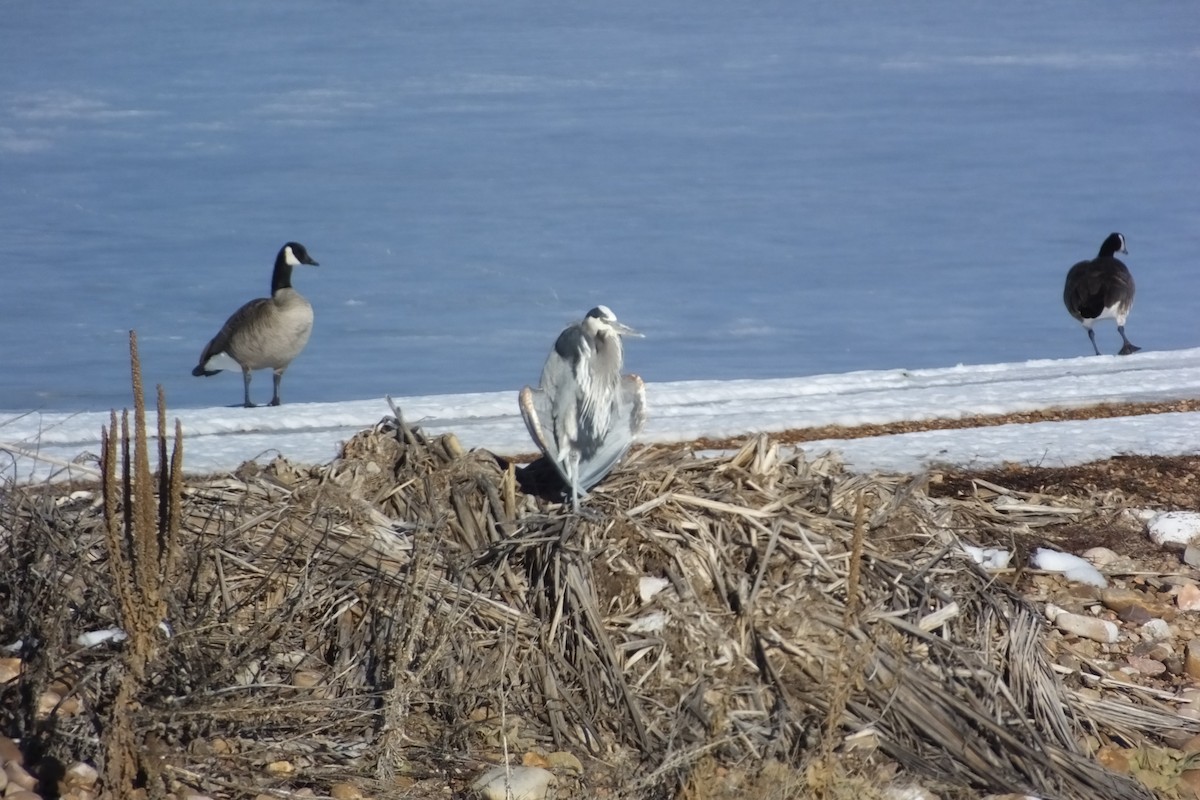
<box><xmin>638</xmin><ymin>576</ymin><xmax>670</xmax><ymax>603</ymax></box>
<box><xmin>1147</xmin><ymin>511</ymin><xmax>1200</xmax><ymax>546</ymax></box>
<box><xmin>1048</xmin><ymin>608</ymin><xmax>1119</xmax><ymax>643</ymax></box>
<box><xmin>960</xmin><ymin>544</ymin><xmax>1011</xmax><ymax>569</ymax></box>
<box><xmin>1141</xmin><ymin>618</ymin><xmax>1172</xmax><ymax>641</ymax></box>
<box><xmin>1031</xmin><ymin>548</ymin><xmax>1106</xmax><ymax>588</ymax></box>
<box><xmin>472</xmin><ymin>765</ymin><xmax>556</xmax><ymax>800</ymax></box>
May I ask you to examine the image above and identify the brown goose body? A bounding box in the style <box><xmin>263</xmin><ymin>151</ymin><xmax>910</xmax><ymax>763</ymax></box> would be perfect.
<box><xmin>193</xmin><ymin>242</ymin><xmax>319</xmax><ymax>406</ymax></box>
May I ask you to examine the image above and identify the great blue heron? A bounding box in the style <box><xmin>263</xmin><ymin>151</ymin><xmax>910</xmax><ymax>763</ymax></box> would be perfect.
<box><xmin>1063</xmin><ymin>232</ymin><xmax>1139</xmax><ymax>356</ymax></box>
<box><xmin>193</xmin><ymin>242</ymin><xmax>319</xmax><ymax>407</ymax></box>
<box><xmin>519</xmin><ymin>305</ymin><xmax>647</xmax><ymax>512</ymax></box>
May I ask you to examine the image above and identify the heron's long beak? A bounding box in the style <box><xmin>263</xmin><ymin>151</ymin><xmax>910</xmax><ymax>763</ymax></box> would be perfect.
<box><xmin>615</xmin><ymin>321</ymin><xmax>644</xmax><ymax>338</ymax></box>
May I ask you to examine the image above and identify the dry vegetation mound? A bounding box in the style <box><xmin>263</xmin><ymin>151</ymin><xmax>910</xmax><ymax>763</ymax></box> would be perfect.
<box><xmin>3</xmin><ymin>396</ymin><xmax>1197</xmax><ymax>799</ymax></box>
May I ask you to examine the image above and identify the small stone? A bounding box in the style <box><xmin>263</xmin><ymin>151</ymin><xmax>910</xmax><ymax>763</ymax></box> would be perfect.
<box><xmin>472</xmin><ymin>765</ymin><xmax>556</xmax><ymax>800</ymax></box>
<box><xmin>329</xmin><ymin>783</ymin><xmax>364</xmax><ymax>800</ymax></box>
<box><xmin>1127</xmin><ymin>656</ymin><xmax>1167</xmax><ymax>676</ymax></box>
<box><xmin>1179</xmin><ymin>585</ymin><xmax>1200</xmax><ymax>612</ymax></box>
<box><xmin>1100</xmin><ymin>588</ymin><xmax>1167</xmax><ymax>622</ymax></box>
<box><xmin>1185</xmin><ymin>544</ymin><xmax>1200</xmax><ymax>568</ymax></box>
<box><xmin>1050</xmin><ymin>608</ymin><xmax>1119</xmax><ymax>643</ymax></box>
<box><xmin>1096</xmin><ymin>744</ymin><xmax>1131</xmax><ymax>773</ymax></box>
<box><xmin>1180</xmin><ymin>769</ymin><xmax>1200</xmax><ymax>798</ymax></box>
<box><xmin>546</xmin><ymin>751</ymin><xmax>584</xmax><ymax>774</ymax></box>
<box><xmin>1141</xmin><ymin>619</ymin><xmax>1172</xmax><ymax>641</ymax></box>
<box><xmin>62</xmin><ymin>761</ymin><xmax>99</xmax><ymax>791</ymax></box>
<box><xmin>1133</xmin><ymin>640</ymin><xmax>1174</xmax><ymax>660</ymax></box>
<box><xmin>37</xmin><ymin>689</ymin><xmax>62</xmax><ymax>718</ymax></box>
<box><xmin>291</xmin><ymin>670</ymin><xmax>324</xmax><ymax>689</ymax></box>
<box><xmin>1187</xmin><ymin>640</ymin><xmax>1200</xmax><ymax>680</ymax></box>
<box><xmin>0</xmin><ymin>658</ymin><xmax>20</xmax><ymax>684</ymax></box>
<box><xmin>1082</xmin><ymin>547</ymin><xmax>1121</xmax><ymax>567</ymax></box>
<box><xmin>5</xmin><ymin>760</ymin><xmax>38</xmax><ymax>790</ymax></box>
<box><xmin>265</xmin><ymin>760</ymin><xmax>294</xmax><ymax>776</ymax></box>
<box><xmin>0</xmin><ymin>734</ymin><xmax>22</xmax><ymax>765</ymax></box>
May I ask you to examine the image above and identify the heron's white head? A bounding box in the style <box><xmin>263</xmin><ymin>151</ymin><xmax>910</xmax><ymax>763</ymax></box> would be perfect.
<box><xmin>583</xmin><ymin>305</ymin><xmax>643</xmax><ymax>338</ymax></box>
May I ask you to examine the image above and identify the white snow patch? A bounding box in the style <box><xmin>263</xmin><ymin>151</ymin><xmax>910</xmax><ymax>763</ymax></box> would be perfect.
<box><xmin>960</xmin><ymin>545</ymin><xmax>1012</xmax><ymax>570</ymax></box>
<box><xmin>1032</xmin><ymin>548</ymin><xmax>1107</xmax><ymax>588</ymax></box>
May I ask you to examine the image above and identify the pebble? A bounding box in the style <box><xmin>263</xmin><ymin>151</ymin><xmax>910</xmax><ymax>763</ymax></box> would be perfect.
<box><xmin>1180</xmin><ymin>768</ymin><xmax>1200</xmax><ymax>798</ymax></box>
<box><xmin>264</xmin><ymin>760</ymin><xmax>294</xmax><ymax>776</ymax></box>
<box><xmin>0</xmin><ymin>734</ymin><xmax>23</xmax><ymax>765</ymax></box>
<box><xmin>62</xmin><ymin>762</ymin><xmax>98</xmax><ymax>791</ymax></box>
<box><xmin>0</xmin><ymin>657</ymin><xmax>21</xmax><ymax>684</ymax></box>
<box><xmin>5</xmin><ymin>760</ymin><xmax>38</xmax><ymax>791</ymax></box>
<box><xmin>329</xmin><ymin>783</ymin><xmax>364</xmax><ymax>800</ymax></box>
<box><xmin>1082</xmin><ymin>547</ymin><xmax>1121</xmax><ymax>567</ymax></box>
<box><xmin>472</xmin><ymin>765</ymin><xmax>556</xmax><ymax>800</ymax></box>
<box><xmin>546</xmin><ymin>751</ymin><xmax>583</xmax><ymax>774</ymax></box>
<box><xmin>1187</xmin><ymin>640</ymin><xmax>1200</xmax><ymax>680</ymax></box>
<box><xmin>1178</xmin><ymin>585</ymin><xmax>1200</xmax><ymax>612</ymax></box>
<box><xmin>1100</xmin><ymin>588</ymin><xmax>1167</xmax><ymax>624</ymax></box>
<box><xmin>1096</xmin><ymin>744</ymin><xmax>1131</xmax><ymax>773</ymax></box>
<box><xmin>1141</xmin><ymin>619</ymin><xmax>1172</xmax><ymax>641</ymax></box>
<box><xmin>1126</xmin><ymin>656</ymin><xmax>1167</xmax><ymax>676</ymax></box>
<box><xmin>1046</xmin><ymin>605</ymin><xmax>1119</xmax><ymax>643</ymax></box>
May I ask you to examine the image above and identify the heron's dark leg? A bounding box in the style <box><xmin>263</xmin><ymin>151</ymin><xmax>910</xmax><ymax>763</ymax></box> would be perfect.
<box><xmin>1086</xmin><ymin>328</ymin><xmax>1101</xmax><ymax>356</ymax></box>
<box><xmin>242</xmin><ymin>368</ymin><xmax>256</xmax><ymax>408</ymax></box>
<box><xmin>1117</xmin><ymin>325</ymin><xmax>1140</xmax><ymax>356</ymax></box>
<box><xmin>270</xmin><ymin>369</ymin><xmax>284</xmax><ymax>406</ymax></box>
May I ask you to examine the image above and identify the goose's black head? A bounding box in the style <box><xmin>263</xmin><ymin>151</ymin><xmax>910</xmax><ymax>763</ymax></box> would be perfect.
<box><xmin>1099</xmin><ymin>232</ymin><xmax>1127</xmax><ymax>258</ymax></box>
<box><xmin>279</xmin><ymin>242</ymin><xmax>320</xmax><ymax>268</ymax></box>
<box><xmin>271</xmin><ymin>242</ymin><xmax>319</xmax><ymax>293</ymax></box>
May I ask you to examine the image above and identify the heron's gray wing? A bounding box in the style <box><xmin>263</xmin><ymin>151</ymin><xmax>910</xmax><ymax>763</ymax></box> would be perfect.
<box><xmin>518</xmin><ymin>386</ymin><xmax>556</xmax><ymax>462</ymax></box>
<box><xmin>572</xmin><ymin>374</ymin><xmax>647</xmax><ymax>492</ymax></box>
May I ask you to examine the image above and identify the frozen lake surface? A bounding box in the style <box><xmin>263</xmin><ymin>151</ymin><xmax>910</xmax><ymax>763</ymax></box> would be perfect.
<box><xmin>2</xmin><ymin>2</ymin><xmax>1197</xmax><ymax>412</ymax></box>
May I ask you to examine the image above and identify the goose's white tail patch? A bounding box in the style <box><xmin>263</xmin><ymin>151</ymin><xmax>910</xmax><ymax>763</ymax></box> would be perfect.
<box><xmin>202</xmin><ymin>351</ymin><xmax>241</xmax><ymax>372</ymax></box>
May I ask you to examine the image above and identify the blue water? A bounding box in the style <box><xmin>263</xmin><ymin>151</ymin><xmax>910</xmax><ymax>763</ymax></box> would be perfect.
<box><xmin>2</xmin><ymin>2</ymin><xmax>1197</xmax><ymax>412</ymax></box>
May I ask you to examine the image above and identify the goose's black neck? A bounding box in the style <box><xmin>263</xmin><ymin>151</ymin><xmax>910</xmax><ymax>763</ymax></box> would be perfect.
<box><xmin>271</xmin><ymin>251</ymin><xmax>295</xmax><ymax>294</ymax></box>
<box><xmin>1098</xmin><ymin>233</ymin><xmax>1125</xmax><ymax>259</ymax></box>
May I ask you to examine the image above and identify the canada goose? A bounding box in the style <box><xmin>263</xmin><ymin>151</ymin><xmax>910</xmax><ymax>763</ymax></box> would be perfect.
<box><xmin>518</xmin><ymin>305</ymin><xmax>646</xmax><ymax>512</ymax></box>
<box><xmin>1063</xmin><ymin>232</ymin><xmax>1139</xmax><ymax>356</ymax></box>
<box><xmin>192</xmin><ymin>242</ymin><xmax>319</xmax><ymax>407</ymax></box>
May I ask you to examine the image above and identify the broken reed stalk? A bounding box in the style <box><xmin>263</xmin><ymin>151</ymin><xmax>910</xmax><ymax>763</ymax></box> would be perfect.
<box><xmin>98</xmin><ymin>330</ymin><xmax>183</xmax><ymax>798</ymax></box>
<box><xmin>812</xmin><ymin>492</ymin><xmax>870</xmax><ymax>796</ymax></box>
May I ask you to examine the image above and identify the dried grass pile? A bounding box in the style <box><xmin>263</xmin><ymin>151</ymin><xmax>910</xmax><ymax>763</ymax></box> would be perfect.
<box><xmin>0</xmin><ymin>345</ymin><xmax>1192</xmax><ymax>800</ymax></box>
